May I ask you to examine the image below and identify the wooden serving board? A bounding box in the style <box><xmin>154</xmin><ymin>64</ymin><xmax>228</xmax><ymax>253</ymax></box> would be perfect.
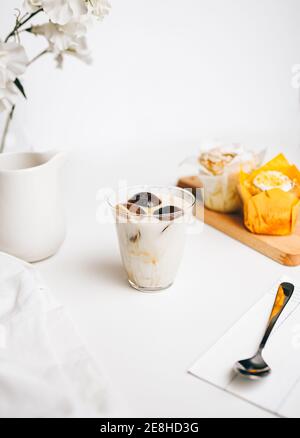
<box><xmin>178</xmin><ymin>176</ymin><xmax>300</xmax><ymax>267</ymax></box>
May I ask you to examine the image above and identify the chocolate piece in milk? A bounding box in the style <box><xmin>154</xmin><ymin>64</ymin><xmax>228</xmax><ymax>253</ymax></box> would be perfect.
<box><xmin>153</xmin><ymin>205</ymin><xmax>183</xmax><ymax>221</ymax></box>
<box><xmin>128</xmin><ymin>192</ymin><xmax>161</xmax><ymax>209</ymax></box>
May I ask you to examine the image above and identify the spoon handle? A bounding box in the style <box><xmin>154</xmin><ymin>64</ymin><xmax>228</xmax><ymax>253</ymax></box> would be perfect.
<box><xmin>259</xmin><ymin>282</ymin><xmax>294</xmax><ymax>351</ymax></box>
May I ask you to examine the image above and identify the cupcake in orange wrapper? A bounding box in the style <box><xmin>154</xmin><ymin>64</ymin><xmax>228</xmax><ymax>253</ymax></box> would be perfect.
<box><xmin>239</xmin><ymin>154</ymin><xmax>300</xmax><ymax>235</ymax></box>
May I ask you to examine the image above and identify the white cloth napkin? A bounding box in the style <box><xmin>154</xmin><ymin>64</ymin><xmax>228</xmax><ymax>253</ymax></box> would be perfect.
<box><xmin>189</xmin><ymin>277</ymin><xmax>300</xmax><ymax>418</ymax></box>
<box><xmin>0</xmin><ymin>252</ymin><xmax>111</xmax><ymax>418</ymax></box>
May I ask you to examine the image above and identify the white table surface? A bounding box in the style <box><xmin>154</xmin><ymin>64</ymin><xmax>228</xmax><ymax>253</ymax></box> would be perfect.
<box><xmin>35</xmin><ymin>144</ymin><xmax>300</xmax><ymax>418</ymax></box>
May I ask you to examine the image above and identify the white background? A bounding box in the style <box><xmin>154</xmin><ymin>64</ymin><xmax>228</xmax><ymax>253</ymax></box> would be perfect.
<box><xmin>1</xmin><ymin>0</ymin><xmax>300</xmax><ymax>158</ymax></box>
<box><xmin>1</xmin><ymin>0</ymin><xmax>300</xmax><ymax>418</ymax></box>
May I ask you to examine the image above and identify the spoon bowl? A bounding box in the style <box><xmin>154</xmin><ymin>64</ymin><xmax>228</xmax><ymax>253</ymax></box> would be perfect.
<box><xmin>235</xmin><ymin>352</ymin><xmax>271</xmax><ymax>379</ymax></box>
<box><xmin>234</xmin><ymin>282</ymin><xmax>294</xmax><ymax>380</ymax></box>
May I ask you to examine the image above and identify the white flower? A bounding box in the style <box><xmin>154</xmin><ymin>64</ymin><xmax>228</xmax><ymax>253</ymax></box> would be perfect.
<box><xmin>24</xmin><ymin>0</ymin><xmax>111</xmax><ymax>24</ymax></box>
<box><xmin>88</xmin><ymin>0</ymin><xmax>111</xmax><ymax>19</ymax></box>
<box><xmin>42</xmin><ymin>0</ymin><xmax>88</xmax><ymax>25</ymax></box>
<box><xmin>62</xmin><ymin>35</ymin><xmax>92</xmax><ymax>64</ymax></box>
<box><xmin>54</xmin><ymin>36</ymin><xmax>92</xmax><ymax>68</ymax></box>
<box><xmin>0</xmin><ymin>42</ymin><xmax>28</xmax><ymax>89</ymax></box>
<box><xmin>0</xmin><ymin>81</ymin><xmax>19</xmax><ymax>112</ymax></box>
<box><xmin>0</xmin><ymin>43</ymin><xmax>28</xmax><ymax>112</ymax></box>
<box><xmin>23</xmin><ymin>0</ymin><xmax>43</xmax><ymax>12</ymax></box>
<box><xmin>31</xmin><ymin>21</ymin><xmax>91</xmax><ymax>67</ymax></box>
<box><xmin>31</xmin><ymin>20</ymin><xmax>87</xmax><ymax>51</ymax></box>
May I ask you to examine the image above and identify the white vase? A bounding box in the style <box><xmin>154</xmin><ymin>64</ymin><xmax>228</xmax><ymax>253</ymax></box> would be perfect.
<box><xmin>0</xmin><ymin>151</ymin><xmax>66</xmax><ymax>262</ymax></box>
<box><xmin>0</xmin><ymin>106</ymin><xmax>34</xmax><ymax>154</ymax></box>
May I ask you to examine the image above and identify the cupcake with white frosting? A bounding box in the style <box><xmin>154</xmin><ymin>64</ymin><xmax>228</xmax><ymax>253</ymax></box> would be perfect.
<box><xmin>197</xmin><ymin>143</ymin><xmax>264</xmax><ymax>213</ymax></box>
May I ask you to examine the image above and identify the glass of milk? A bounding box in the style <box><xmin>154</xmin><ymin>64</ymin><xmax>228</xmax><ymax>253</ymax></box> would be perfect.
<box><xmin>108</xmin><ymin>186</ymin><xmax>195</xmax><ymax>292</ymax></box>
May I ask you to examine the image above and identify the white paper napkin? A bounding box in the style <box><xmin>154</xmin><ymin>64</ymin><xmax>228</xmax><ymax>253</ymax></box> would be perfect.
<box><xmin>0</xmin><ymin>252</ymin><xmax>111</xmax><ymax>418</ymax></box>
<box><xmin>189</xmin><ymin>277</ymin><xmax>300</xmax><ymax>418</ymax></box>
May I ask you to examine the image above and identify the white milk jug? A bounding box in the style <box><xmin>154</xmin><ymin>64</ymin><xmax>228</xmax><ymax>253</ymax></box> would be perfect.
<box><xmin>0</xmin><ymin>151</ymin><xmax>66</xmax><ymax>262</ymax></box>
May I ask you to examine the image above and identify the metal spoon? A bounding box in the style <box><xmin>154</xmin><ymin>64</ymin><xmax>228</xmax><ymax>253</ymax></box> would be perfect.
<box><xmin>235</xmin><ymin>282</ymin><xmax>295</xmax><ymax>379</ymax></box>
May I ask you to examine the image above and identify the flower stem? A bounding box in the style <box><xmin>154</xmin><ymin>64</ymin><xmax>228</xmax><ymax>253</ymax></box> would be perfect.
<box><xmin>28</xmin><ymin>48</ymin><xmax>49</xmax><ymax>66</ymax></box>
<box><xmin>5</xmin><ymin>8</ymin><xmax>43</xmax><ymax>42</ymax></box>
<box><xmin>0</xmin><ymin>105</ymin><xmax>15</xmax><ymax>154</ymax></box>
